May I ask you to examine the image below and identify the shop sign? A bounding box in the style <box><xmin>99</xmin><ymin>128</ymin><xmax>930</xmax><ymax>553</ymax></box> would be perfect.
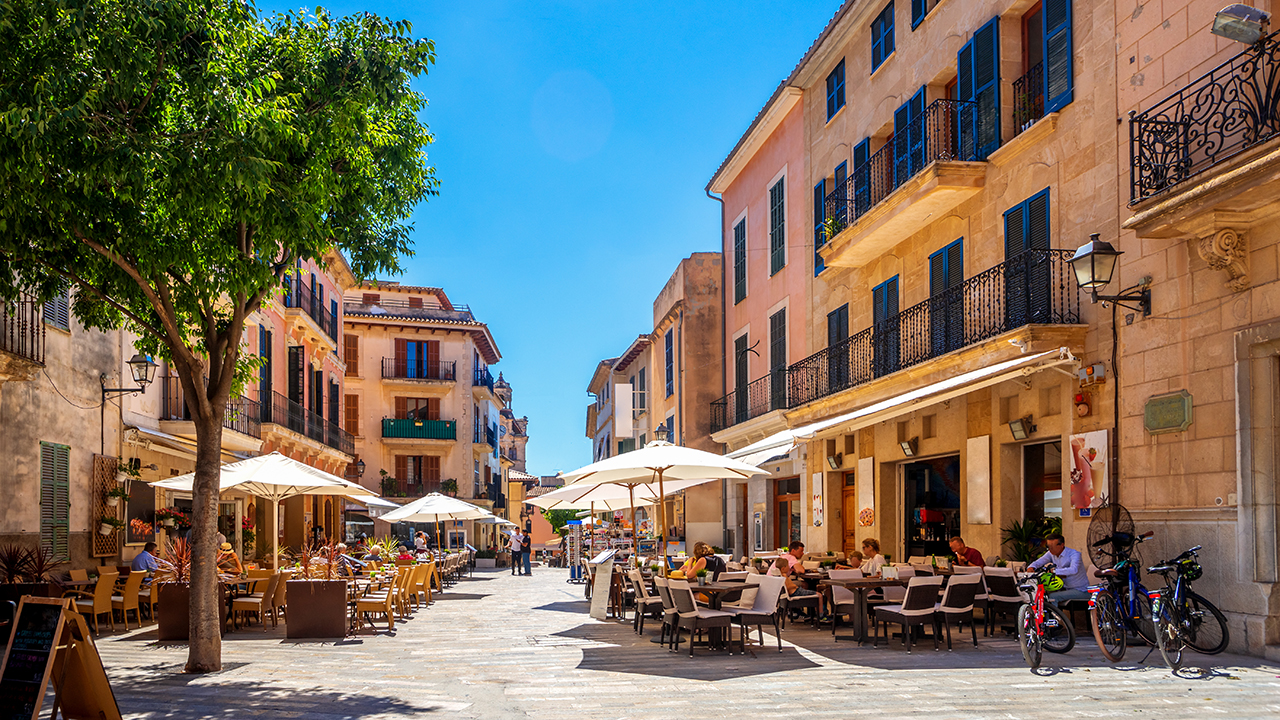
<box><xmin>1144</xmin><ymin>390</ymin><xmax>1193</xmax><ymax>435</ymax></box>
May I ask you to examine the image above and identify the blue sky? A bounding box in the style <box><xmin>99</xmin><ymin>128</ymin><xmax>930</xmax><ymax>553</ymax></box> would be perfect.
<box><xmin>260</xmin><ymin>2</ymin><xmax>837</xmax><ymax>474</ymax></box>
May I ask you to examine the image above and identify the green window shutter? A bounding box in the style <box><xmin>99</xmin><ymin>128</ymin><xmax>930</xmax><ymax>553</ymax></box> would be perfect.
<box><xmin>769</xmin><ymin>178</ymin><xmax>786</xmax><ymax>276</ymax></box>
<box><xmin>43</xmin><ymin>290</ymin><xmax>70</xmax><ymax>332</ymax></box>
<box><xmin>733</xmin><ymin>220</ymin><xmax>747</xmax><ymax>304</ymax></box>
<box><xmin>40</xmin><ymin>442</ymin><xmax>70</xmax><ymax>560</ymax></box>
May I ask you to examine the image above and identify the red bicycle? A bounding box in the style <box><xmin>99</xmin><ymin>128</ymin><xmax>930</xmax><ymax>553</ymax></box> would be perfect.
<box><xmin>1015</xmin><ymin>564</ymin><xmax>1077</xmax><ymax>669</ymax></box>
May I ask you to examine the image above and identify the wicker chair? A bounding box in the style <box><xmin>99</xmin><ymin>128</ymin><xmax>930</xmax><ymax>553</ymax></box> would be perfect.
<box><xmin>65</xmin><ymin>573</ymin><xmax>119</xmax><ymax>634</ymax></box>
<box><xmin>232</xmin><ymin>573</ymin><xmax>282</xmax><ymax>631</ymax></box>
<box><xmin>110</xmin><ymin>571</ymin><xmax>145</xmax><ymax>630</ymax></box>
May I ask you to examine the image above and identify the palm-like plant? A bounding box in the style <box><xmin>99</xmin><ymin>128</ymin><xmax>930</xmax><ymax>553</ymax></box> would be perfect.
<box><xmin>0</xmin><ymin>544</ymin><xmax>32</xmax><ymax>582</ymax></box>
<box><xmin>25</xmin><ymin>545</ymin><xmax>66</xmax><ymax>582</ymax></box>
<box><xmin>163</xmin><ymin>537</ymin><xmax>194</xmax><ymax>583</ymax></box>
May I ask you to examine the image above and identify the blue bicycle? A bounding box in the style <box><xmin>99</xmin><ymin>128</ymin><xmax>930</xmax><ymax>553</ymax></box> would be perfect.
<box><xmin>1087</xmin><ymin>530</ymin><xmax>1157</xmax><ymax>662</ymax></box>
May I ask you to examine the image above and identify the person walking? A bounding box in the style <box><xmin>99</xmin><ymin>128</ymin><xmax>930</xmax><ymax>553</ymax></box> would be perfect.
<box><xmin>520</xmin><ymin>528</ymin><xmax>533</xmax><ymax>576</ymax></box>
<box><xmin>508</xmin><ymin>528</ymin><xmax>523</xmax><ymax>575</ymax></box>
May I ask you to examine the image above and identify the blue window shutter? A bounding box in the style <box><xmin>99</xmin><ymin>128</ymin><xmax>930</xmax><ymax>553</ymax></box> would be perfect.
<box><xmin>826</xmin><ymin>60</ymin><xmax>846</xmax><ymax>120</ymax></box>
<box><xmin>853</xmin><ymin>139</ymin><xmax>871</xmax><ymax>216</ymax></box>
<box><xmin>894</xmin><ymin>89</ymin><xmax>925</xmax><ymax>187</ymax></box>
<box><xmin>957</xmin><ymin>40</ymin><xmax>975</xmax><ymax>159</ymax></box>
<box><xmin>1043</xmin><ymin>0</ymin><xmax>1073</xmax><ymax>113</ymax></box>
<box><xmin>1027</xmin><ymin>188</ymin><xmax>1050</xmax><ymax>250</ymax></box>
<box><xmin>911</xmin><ymin>0</ymin><xmax>927</xmax><ymax>28</ymax></box>
<box><xmin>973</xmin><ymin>17</ymin><xmax>1001</xmax><ymax>158</ymax></box>
<box><xmin>814</xmin><ymin>180</ymin><xmax>826</xmax><ymax>276</ymax></box>
<box><xmin>909</xmin><ymin>87</ymin><xmax>925</xmax><ymax>174</ymax></box>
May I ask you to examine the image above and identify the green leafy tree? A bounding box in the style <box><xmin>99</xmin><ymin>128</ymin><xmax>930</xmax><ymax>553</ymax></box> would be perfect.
<box><xmin>542</xmin><ymin>509</ymin><xmax>578</xmax><ymax>540</ymax></box>
<box><xmin>0</xmin><ymin>0</ymin><xmax>437</xmax><ymax>671</ymax></box>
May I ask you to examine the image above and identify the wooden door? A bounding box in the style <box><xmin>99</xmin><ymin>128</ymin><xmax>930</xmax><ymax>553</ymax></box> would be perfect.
<box><xmin>842</xmin><ymin>477</ymin><xmax>859</xmax><ymax>556</ymax></box>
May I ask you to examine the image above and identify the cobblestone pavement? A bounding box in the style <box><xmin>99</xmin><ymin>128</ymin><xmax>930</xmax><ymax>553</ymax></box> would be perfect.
<box><xmin>89</xmin><ymin>568</ymin><xmax>1280</xmax><ymax>720</ymax></box>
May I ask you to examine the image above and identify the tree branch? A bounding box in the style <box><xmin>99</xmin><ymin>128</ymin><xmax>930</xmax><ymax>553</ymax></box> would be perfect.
<box><xmin>0</xmin><ymin>249</ymin><xmax>167</xmax><ymax>338</ymax></box>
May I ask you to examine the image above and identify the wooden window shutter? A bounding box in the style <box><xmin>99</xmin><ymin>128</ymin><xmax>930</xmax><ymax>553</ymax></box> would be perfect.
<box><xmin>394</xmin><ymin>338</ymin><xmax>408</xmax><ymax>377</ymax></box>
<box><xmin>288</xmin><ymin>347</ymin><xmax>304</xmax><ymax>404</ymax></box>
<box><xmin>394</xmin><ymin>396</ymin><xmax>408</xmax><ymax>420</ymax></box>
<box><xmin>344</xmin><ymin>334</ymin><xmax>359</xmax><ymax>377</ymax></box>
<box><xmin>425</xmin><ymin>456</ymin><xmax>441</xmax><ymax>482</ymax></box>
<box><xmin>427</xmin><ymin>398</ymin><xmax>440</xmax><ymax>421</ymax></box>
<box><xmin>395</xmin><ymin>455</ymin><xmax>407</xmax><ymax>484</ymax></box>
<box><xmin>40</xmin><ymin>442</ymin><xmax>70</xmax><ymax>559</ymax></box>
<box><xmin>1004</xmin><ymin>203</ymin><xmax>1026</xmax><ymax>259</ymax></box>
<box><xmin>1043</xmin><ymin>0</ymin><xmax>1073</xmax><ymax>113</ymax></box>
<box><xmin>362</xmin><ymin>293</ymin><xmax>380</xmax><ymax>305</ymax></box>
<box><xmin>409</xmin><ymin>296</ymin><xmax>423</xmax><ymax>308</ymax></box>
<box><xmin>426</xmin><ymin>340</ymin><xmax>440</xmax><ymax>377</ymax></box>
<box><xmin>345</xmin><ymin>394</ymin><xmax>359</xmax><ymax>435</ymax></box>
<box><xmin>1027</xmin><ymin>190</ymin><xmax>1050</xmax><ymax>250</ymax></box>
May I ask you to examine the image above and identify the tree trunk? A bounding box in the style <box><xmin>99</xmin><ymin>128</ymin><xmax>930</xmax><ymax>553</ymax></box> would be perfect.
<box><xmin>186</xmin><ymin>411</ymin><xmax>226</xmax><ymax>672</ymax></box>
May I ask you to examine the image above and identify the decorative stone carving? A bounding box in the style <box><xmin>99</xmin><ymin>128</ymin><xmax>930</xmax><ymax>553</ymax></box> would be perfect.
<box><xmin>1198</xmin><ymin>228</ymin><xmax>1249</xmax><ymax>291</ymax></box>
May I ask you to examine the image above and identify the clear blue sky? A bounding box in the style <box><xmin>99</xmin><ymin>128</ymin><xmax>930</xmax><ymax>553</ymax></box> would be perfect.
<box><xmin>259</xmin><ymin>2</ymin><xmax>838</xmax><ymax>474</ymax></box>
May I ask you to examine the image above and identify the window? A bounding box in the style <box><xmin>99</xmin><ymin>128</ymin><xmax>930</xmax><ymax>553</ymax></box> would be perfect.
<box><xmin>362</xmin><ymin>293</ymin><xmax>380</xmax><ymax>305</ymax></box>
<box><xmin>1004</xmin><ymin>188</ymin><xmax>1050</xmax><ymax>258</ymax></box>
<box><xmin>734</xmin><ymin>333</ymin><xmax>748</xmax><ymax>422</ymax></box>
<box><xmin>929</xmin><ymin>239</ymin><xmax>965</xmax><ymax>355</ymax></box>
<box><xmin>769</xmin><ymin>309</ymin><xmax>787</xmax><ymax>411</ymax></box>
<box><xmin>813</xmin><ymin>179</ymin><xmax>827</xmax><ymax>276</ymax></box>
<box><xmin>1004</xmin><ymin>188</ymin><xmax>1052</xmax><ymax>325</ymax></box>
<box><xmin>664</xmin><ymin>329</ymin><xmax>674</xmax><ymax>398</ymax></box>
<box><xmin>826</xmin><ymin>305</ymin><xmax>849</xmax><ymax>348</ymax></box>
<box><xmin>769</xmin><ymin>178</ymin><xmax>786</xmax><ymax>275</ymax></box>
<box><xmin>344</xmin><ymin>394</ymin><xmax>359</xmax><ymax>436</ymax></box>
<box><xmin>394</xmin><ymin>455</ymin><xmax>441</xmax><ymax>495</ymax></box>
<box><xmin>666</xmin><ymin>414</ymin><xmax>676</xmax><ymax>443</ymax></box>
<box><xmin>873</xmin><ymin>276</ymin><xmax>901</xmax><ymax>374</ymax></box>
<box><xmin>911</xmin><ymin>0</ymin><xmax>939</xmax><ymax>29</ymax></box>
<box><xmin>39</xmin><ymin>442</ymin><xmax>70</xmax><ymax>559</ymax></box>
<box><xmin>637</xmin><ymin>368</ymin><xmax>647</xmax><ymax>408</ymax></box>
<box><xmin>258</xmin><ymin>325</ymin><xmax>273</xmax><ymax>405</ymax></box>
<box><xmin>43</xmin><ymin>289</ymin><xmax>69</xmax><ymax>331</ymax></box>
<box><xmin>733</xmin><ymin>219</ymin><xmax>747</xmax><ymax>304</ymax></box>
<box><xmin>958</xmin><ymin>16</ymin><xmax>1001</xmax><ymax>159</ymax></box>
<box><xmin>825</xmin><ymin>59</ymin><xmax>846</xmax><ymax>120</ymax></box>
<box><xmin>287</xmin><ymin>346</ymin><xmax>304</xmax><ymax>405</ymax></box>
<box><xmin>871</xmin><ymin>2</ymin><xmax>895</xmax><ymax>72</ymax></box>
<box><xmin>343</xmin><ymin>334</ymin><xmax>359</xmax><ymax>376</ymax></box>
<box><xmin>312</xmin><ymin>369</ymin><xmax>324</xmax><ymax>417</ymax></box>
<box><xmin>328</xmin><ymin>379</ymin><xmax>339</xmax><ymax>426</ymax></box>
<box><xmin>1043</xmin><ymin>0</ymin><xmax>1073</xmax><ymax>113</ymax></box>
<box><xmin>408</xmin><ymin>296</ymin><xmax>423</xmax><ymax>308</ymax></box>
<box><xmin>394</xmin><ymin>338</ymin><xmax>441</xmax><ymax>379</ymax></box>
<box><xmin>853</xmin><ymin>138</ymin><xmax>871</xmax><ymax>215</ymax></box>
<box><xmin>827</xmin><ymin>305</ymin><xmax>850</xmax><ymax>391</ymax></box>
<box><xmin>893</xmin><ymin>87</ymin><xmax>927</xmax><ymax>184</ymax></box>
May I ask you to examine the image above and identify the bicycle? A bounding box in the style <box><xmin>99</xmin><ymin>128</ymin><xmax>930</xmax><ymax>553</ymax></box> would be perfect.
<box><xmin>1087</xmin><ymin>530</ymin><xmax>1157</xmax><ymax>662</ymax></box>
<box><xmin>1147</xmin><ymin>545</ymin><xmax>1230</xmax><ymax>671</ymax></box>
<box><xmin>1015</xmin><ymin>565</ymin><xmax>1077</xmax><ymax>669</ymax></box>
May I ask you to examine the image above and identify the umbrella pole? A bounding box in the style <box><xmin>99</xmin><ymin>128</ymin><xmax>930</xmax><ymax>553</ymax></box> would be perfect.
<box><xmin>628</xmin><ymin>484</ymin><xmax>637</xmax><ymax>568</ymax></box>
<box><xmin>658</xmin><ymin>470</ymin><xmax>666</xmax><ymax>566</ymax></box>
<box><xmin>272</xmin><ymin>498</ymin><xmax>280</xmax><ymax>571</ymax></box>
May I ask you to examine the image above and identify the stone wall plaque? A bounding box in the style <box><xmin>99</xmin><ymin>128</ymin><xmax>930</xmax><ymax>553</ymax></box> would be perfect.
<box><xmin>1144</xmin><ymin>390</ymin><xmax>1193</xmax><ymax>434</ymax></box>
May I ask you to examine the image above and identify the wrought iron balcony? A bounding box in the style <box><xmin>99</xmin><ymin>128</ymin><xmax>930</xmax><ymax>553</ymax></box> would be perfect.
<box><xmin>382</xmin><ymin>417</ymin><xmax>457</xmax><ymax>440</ymax></box>
<box><xmin>261</xmin><ymin>390</ymin><xmax>353</xmax><ymax>456</ymax></box>
<box><xmin>710</xmin><ymin>370</ymin><xmax>788</xmax><ymax>435</ymax></box>
<box><xmin>282</xmin><ymin>276</ymin><xmax>339</xmax><ymax>342</ymax></box>
<box><xmin>1131</xmin><ymin>33</ymin><xmax>1280</xmax><ymax>203</ymax></box>
<box><xmin>381</xmin><ymin>357</ymin><xmax>456</xmax><ymax>381</ymax></box>
<box><xmin>788</xmin><ymin>249</ymin><xmax>1079</xmax><ymax>408</ymax></box>
<box><xmin>160</xmin><ymin>374</ymin><xmax>262</xmax><ymax>439</ymax></box>
<box><xmin>380</xmin><ymin>476</ymin><xmax>440</xmax><ymax>498</ymax></box>
<box><xmin>0</xmin><ymin>294</ymin><xmax>44</xmax><ymax>368</ymax></box>
<box><xmin>824</xmin><ymin>98</ymin><xmax>979</xmax><ymax>232</ymax></box>
<box><xmin>473</xmin><ymin>366</ymin><xmax>495</xmax><ymax>392</ymax></box>
<box><xmin>1013</xmin><ymin>62</ymin><xmax>1045</xmax><ymax>136</ymax></box>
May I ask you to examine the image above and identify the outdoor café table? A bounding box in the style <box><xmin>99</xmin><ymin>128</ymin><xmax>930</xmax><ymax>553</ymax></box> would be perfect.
<box><xmin>818</xmin><ymin>577</ymin><xmax>909</xmax><ymax>644</ymax></box>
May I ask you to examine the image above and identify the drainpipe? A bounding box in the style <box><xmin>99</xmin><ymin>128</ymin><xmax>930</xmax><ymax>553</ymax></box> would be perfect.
<box><xmin>707</xmin><ymin>188</ymin><xmax>728</xmax><ymax>553</ymax></box>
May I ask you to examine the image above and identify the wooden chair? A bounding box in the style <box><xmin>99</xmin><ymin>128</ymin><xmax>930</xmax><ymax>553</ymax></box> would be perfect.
<box><xmin>269</xmin><ymin>570</ymin><xmax>289</xmax><ymax>625</ymax></box>
<box><xmin>356</xmin><ymin>568</ymin><xmax>398</xmax><ymax>631</ymax></box>
<box><xmin>232</xmin><ymin>573</ymin><xmax>282</xmax><ymax>631</ymax></box>
<box><xmin>69</xmin><ymin>568</ymin><xmax>89</xmax><ymax>582</ymax></box>
<box><xmin>65</xmin><ymin>572</ymin><xmax>118</xmax><ymax>634</ymax></box>
<box><xmin>110</xmin><ymin>571</ymin><xmax>145</xmax><ymax>630</ymax></box>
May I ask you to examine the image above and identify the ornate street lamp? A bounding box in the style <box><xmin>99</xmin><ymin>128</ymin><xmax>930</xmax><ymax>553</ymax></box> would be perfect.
<box><xmin>1212</xmin><ymin>4</ymin><xmax>1270</xmax><ymax>45</ymax></box>
<box><xmin>101</xmin><ymin>353</ymin><xmax>158</xmax><ymax>400</ymax></box>
<box><xmin>653</xmin><ymin>422</ymin><xmax>670</xmax><ymax>444</ymax></box>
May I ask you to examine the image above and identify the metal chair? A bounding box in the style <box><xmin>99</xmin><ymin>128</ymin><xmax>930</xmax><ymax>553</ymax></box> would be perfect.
<box><xmin>668</xmin><ymin>579</ymin><xmax>734</xmax><ymax>657</ymax></box>
<box><xmin>723</xmin><ymin>574</ymin><xmax>785</xmax><ymax>653</ymax></box>
<box><xmin>827</xmin><ymin>568</ymin><xmax>864</xmax><ymax>636</ymax></box>
<box><xmin>934</xmin><ymin>572</ymin><xmax>982</xmax><ymax>649</ymax></box>
<box><xmin>652</xmin><ymin>577</ymin><xmax>679</xmax><ymax>648</ymax></box>
<box><xmin>981</xmin><ymin>567</ymin><xmax>1022</xmax><ymax>636</ymax></box>
<box><xmin>873</xmin><ymin>575</ymin><xmax>945</xmax><ymax>652</ymax></box>
<box><xmin>627</xmin><ymin>570</ymin><xmax>663</xmax><ymax>635</ymax></box>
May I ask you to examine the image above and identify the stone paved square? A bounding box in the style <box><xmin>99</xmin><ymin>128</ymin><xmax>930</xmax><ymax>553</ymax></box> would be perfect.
<box><xmin>89</xmin><ymin>569</ymin><xmax>1280</xmax><ymax>720</ymax></box>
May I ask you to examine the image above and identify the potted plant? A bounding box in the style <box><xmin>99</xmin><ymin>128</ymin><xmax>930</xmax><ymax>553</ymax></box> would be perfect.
<box><xmin>115</xmin><ymin>461</ymin><xmax>140</xmax><ymax>484</ymax></box>
<box><xmin>285</xmin><ymin>542</ymin><xmax>348</xmax><ymax>639</ymax></box>
<box><xmin>440</xmin><ymin>478</ymin><xmax>458</xmax><ymax>497</ymax></box>
<box><xmin>695</xmin><ymin>568</ymin><xmax>708</xmax><ymax>586</ymax></box>
<box><xmin>241</xmin><ymin>516</ymin><xmax>256</xmax><ymax>559</ymax></box>
<box><xmin>475</xmin><ymin>549</ymin><xmax>497</xmax><ymax>568</ymax></box>
<box><xmin>155</xmin><ymin>537</ymin><xmax>226</xmax><ymax>641</ymax></box>
<box><xmin>105</xmin><ymin>486</ymin><xmax>130</xmax><ymax>508</ymax></box>
<box><xmin>98</xmin><ymin>515</ymin><xmax>125</xmax><ymax>535</ymax></box>
<box><xmin>155</xmin><ymin>507</ymin><xmax>187</xmax><ymax>528</ymax></box>
<box><xmin>0</xmin><ymin>544</ymin><xmax>66</xmax><ymax>603</ymax></box>
<box><xmin>994</xmin><ymin>558</ymin><xmax>1008</xmax><ymax>568</ymax></box>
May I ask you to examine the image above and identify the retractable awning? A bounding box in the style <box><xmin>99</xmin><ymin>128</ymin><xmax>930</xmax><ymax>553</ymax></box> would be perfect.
<box><xmin>727</xmin><ymin>348</ymin><xmax>1078</xmax><ymax>466</ymax></box>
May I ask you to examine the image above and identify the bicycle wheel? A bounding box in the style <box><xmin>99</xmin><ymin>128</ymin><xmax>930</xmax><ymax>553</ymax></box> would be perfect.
<box><xmin>1017</xmin><ymin>604</ymin><xmax>1042</xmax><ymax>669</ymax></box>
<box><xmin>1131</xmin><ymin>591</ymin><xmax>1157</xmax><ymax>646</ymax></box>
<box><xmin>1154</xmin><ymin>600</ymin><xmax>1184</xmax><ymax>671</ymax></box>
<box><xmin>1043</xmin><ymin>603</ymin><xmax>1076</xmax><ymax>654</ymax></box>
<box><xmin>1183</xmin><ymin>591</ymin><xmax>1229</xmax><ymax>655</ymax></box>
<box><xmin>1090</xmin><ymin>592</ymin><xmax>1127</xmax><ymax>662</ymax></box>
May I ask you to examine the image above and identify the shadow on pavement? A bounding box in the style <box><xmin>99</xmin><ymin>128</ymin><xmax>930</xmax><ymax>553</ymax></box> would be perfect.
<box><xmin>534</xmin><ymin>601</ymin><xmax>591</xmax><ymax>614</ymax></box>
<box><xmin>430</xmin><ymin>592</ymin><xmax>490</xmax><ymax>601</ymax></box>
<box><xmin>101</xmin><ymin>662</ymin><xmax>442</xmax><ymax>718</ymax></box>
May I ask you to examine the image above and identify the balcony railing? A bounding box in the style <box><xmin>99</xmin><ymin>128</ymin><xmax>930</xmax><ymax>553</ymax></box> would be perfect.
<box><xmin>160</xmin><ymin>374</ymin><xmax>262</xmax><ymax>439</ymax></box>
<box><xmin>344</xmin><ymin>297</ymin><xmax>474</xmax><ymax>323</ymax></box>
<box><xmin>0</xmin><ymin>295</ymin><xmax>44</xmax><ymax>366</ymax></box>
<box><xmin>824</xmin><ymin>99</ymin><xmax>979</xmax><ymax>232</ymax></box>
<box><xmin>710</xmin><ymin>370</ymin><xmax>788</xmax><ymax>435</ymax></box>
<box><xmin>381</xmin><ymin>475</ymin><xmax>440</xmax><ymax>498</ymax></box>
<box><xmin>261</xmin><ymin>390</ymin><xmax>354</xmax><ymax>456</ymax></box>
<box><xmin>1013</xmin><ymin>62</ymin><xmax>1045</xmax><ymax>136</ymax></box>
<box><xmin>1131</xmin><ymin>33</ymin><xmax>1280</xmax><ymax>203</ymax></box>
<box><xmin>473</xmin><ymin>366</ymin><xmax>494</xmax><ymax>392</ymax></box>
<box><xmin>382</xmin><ymin>417</ymin><xmax>457</xmax><ymax>440</ymax></box>
<box><xmin>789</xmin><ymin>249</ymin><xmax>1078</xmax><ymax>408</ymax></box>
<box><xmin>282</xmin><ymin>276</ymin><xmax>339</xmax><ymax>342</ymax></box>
<box><xmin>381</xmin><ymin>357</ymin><xmax>456</xmax><ymax>381</ymax></box>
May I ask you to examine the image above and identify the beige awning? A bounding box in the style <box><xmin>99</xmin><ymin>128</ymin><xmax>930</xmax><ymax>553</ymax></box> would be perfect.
<box><xmin>727</xmin><ymin>348</ymin><xmax>1078</xmax><ymax>463</ymax></box>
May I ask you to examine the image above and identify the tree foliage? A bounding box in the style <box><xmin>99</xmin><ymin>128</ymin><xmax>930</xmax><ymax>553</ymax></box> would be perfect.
<box><xmin>542</xmin><ymin>509</ymin><xmax>578</xmax><ymax>539</ymax></box>
<box><xmin>0</xmin><ymin>0</ymin><xmax>437</xmax><ymax>671</ymax></box>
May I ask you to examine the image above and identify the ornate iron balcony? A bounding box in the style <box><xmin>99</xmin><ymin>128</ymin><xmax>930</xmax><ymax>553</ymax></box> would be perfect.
<box><xmin>261</xmin><ymin>390</ymin><xmax>352</xmax><ymax>455</ymax></box>
<box><xmin>474</xmin><ymin>366</ymin><xmax>495</xmax><ymax>392</ymax></box>
<box><xmin>1012</xmin><ymin>62</ymin><xmax>1045</xmax><ymax>136</ymax></box>
<box><xmin>160</xmin><ymin>374</ymin><xmax>262</xmax><ymax>439</ymax></box>
<box><xmin>1131</xmin><ymin>33</ymin><xmax>1280</xmax><ymax>203</ymax></box>
<box><xmin>281</xmin><ymin>276</ymin><xmax>338</xmax><ymax>341</ymax></box>
<box><xmin>710</xmin><ymin>370</ymin><xmax>788</xmax><ymax>435</ymax></box>
<box><xmin>381</xmin><ymin>357</ymin><xmax>456</xmax><ymax>381</ymax></box>
<box><xmin>0</xmin><ymin>294</ymin><xmax>44</xmax><ymax>367</ymax></box>
<box><xmin>824</xmin><ymin>98</ymin><xmax>980</xmax><ymax>233</ymax></box>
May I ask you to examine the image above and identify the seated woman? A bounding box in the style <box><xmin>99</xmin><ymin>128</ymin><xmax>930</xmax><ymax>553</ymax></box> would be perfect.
<box><xmin>859</xmin><ymin>538</ymin><xmax>887</xmax><ymax>576</ymax></box>
<box><xmin>678</xmin><ymin>542</ymin><xmax>725</xmax><ymax>581</ymax></box>
<box><xmin>216</xmin><ymin>542</ymin><xmax>244</xmax><ymax>576</ymax></box>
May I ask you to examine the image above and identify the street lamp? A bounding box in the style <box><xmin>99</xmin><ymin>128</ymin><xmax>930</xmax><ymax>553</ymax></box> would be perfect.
<box><xmin>101</xmin><ymin>353</ymin><xmax>158</xmax><ymax>400</ymax></box>
<box><xmin>1068</xmin><ymin>234</ymin><xmax>1155</xmax><ymax>504</ymax></box>
<box><xmin>1211</xmin><ymin>4</ymin><xmax>1270</xmax><ymax>45</ymax></box>
<box><xmin>653</xmin><ymin>422</ymin><xmax>670</xmax><ymax>444</ymax></box>
<box><xmin>355</xmin><ymin>459</ymin><xmax>366</xmax><ymax>478</ymax></box>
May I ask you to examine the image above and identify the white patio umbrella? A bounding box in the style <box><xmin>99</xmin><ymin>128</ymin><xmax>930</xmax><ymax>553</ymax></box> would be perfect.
<box><xmin>379</xmin><ymin>493</ymin><xmax>494</xmax><ymax>550</ymax></box>
<box><xmin>560</xmin><ymin>439</ymin><xmax>770</xmax><ymax>560</ymax></box>
<box><xmin>151</xmin><ymin>451</ymin><xmax>376</xmax><ymax>567</ymax></box>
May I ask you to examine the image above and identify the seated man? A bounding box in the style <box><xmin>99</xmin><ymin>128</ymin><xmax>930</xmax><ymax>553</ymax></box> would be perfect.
<box><xmin>781</xmin><ymin>542</ymin><xmax>807</xmax><ymax>576</ymax></box>
<box><xmin>334</xmin><ymin>543</ymin><xmax>367</xmax><ymax>576</ymax></box>
<box><xmin>131</xmin><ymin>542</ymin><xmax>161</xmax><ymax>572</ymax></box>
<box><xmin>949</xmin><ymin>536</ymin><xmax>984</xmax><ymax>567</ymax></box>
<box><xmin>1028</xmin><ymin>532</ymin><xmax>1089</xmax><ymax>604</ymax></box>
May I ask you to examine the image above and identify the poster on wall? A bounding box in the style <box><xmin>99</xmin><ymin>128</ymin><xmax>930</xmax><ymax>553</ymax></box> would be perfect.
<box><xmin>857</xmin><ymin>457</ymin><xmax>875</xmax><ymax>526</ymax></box>
<box><xmin>124</xmin><ymin>481</ymin><xmax>156</xmax><ymax>545</ymax></box>
<box><xmin>811</xmin><ymin>473</ymin><xmax>824</xmax><ymax>527</ymax></box>
<box><xmin>752</xmin><ymin>511</ymin><xmax>763</xmax><ymax>551</ymax></box>
<box><xmin>1068</xmin><ymin>429</ymin><xmax>1107</xmax><ymax>509</ymax></box>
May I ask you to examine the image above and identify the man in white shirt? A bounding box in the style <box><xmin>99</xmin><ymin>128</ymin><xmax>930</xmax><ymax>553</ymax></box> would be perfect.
<box><xmin>508</xmin><ymin>529</ymin><xmax>524</xmax><ymax>576</ymax></box>
<box><xmin>1028</xmin><ymin>532</ymin><xmax>1089</xmax><ymax>604</ymax></box>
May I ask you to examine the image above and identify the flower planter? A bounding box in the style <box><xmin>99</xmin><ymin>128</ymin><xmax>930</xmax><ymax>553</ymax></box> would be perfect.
<box><xmin>696</xmin><ymin>575</ymin><xmax>707</xmax><ymax>586</ymax></box>
<box><xmin>162</xmin><ymin>518</ymin><xmax>175</xmax><ymax>527</ymax></box>
<box><xmin>106</xmin><ymin>496</ymin><xmax>120</xmax><ymax>507</ymax></box>
<box><xmin>475</xmin><ymin>558</ymin><xmax>496</xmax><ymax>568</ymax></box>
<box><xmin>285</xmin><ymin>579</ymin><xmax>347</xmax><ymax>639</ymax></box>
<box><xmin>156</xmin><ymin>583</ymin><xmax>228</xmax><ymax>641</ymax></box>
<box><xmin>98</xmin><ymin>523</ymin><xmax>115</xmax><ymax>535</ymax></box>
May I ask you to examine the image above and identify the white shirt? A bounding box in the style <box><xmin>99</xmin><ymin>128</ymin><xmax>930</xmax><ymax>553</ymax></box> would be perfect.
<box><xmin>861</xmin><ymin>553</ymin><xmax>886</xmax><ymax>575</ymax></box>
<box><xmin>508</xmin><ymin>533</ymin><xmax>523</xmax><ymax>552</ymax></box>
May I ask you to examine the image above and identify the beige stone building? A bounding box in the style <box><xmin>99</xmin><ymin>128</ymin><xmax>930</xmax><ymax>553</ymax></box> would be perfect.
<box><xmin>342</xmin><ymin>282</ymin><xmax>505</xmax><ymax>548</ymax></box>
